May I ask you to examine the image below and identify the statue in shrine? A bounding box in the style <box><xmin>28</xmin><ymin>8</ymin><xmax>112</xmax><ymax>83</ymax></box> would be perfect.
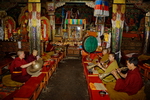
<box><xmin>41</xmin><ymin>20</ymin><xmax>48</xmax><ymax>41</ymax></box>
<box><xmin>21</xmin><ymin>24</ymin><xmax>28</xmax><ymax>42</ymax></box>
<box><xmin>41</xmin><ymin>16</ymin><xmax>50</xmax><ymax>41</ymax></box>
<box><xmin>4</xmin><ymin>16</ymin><xmax>16</xmax><ymax>41</ymax></box>
<box><xmin>66</xmin><ymin>6</ymin><xmax>79</xmax><ymax>19</ymax></box>
<box><xmin>5</xmin><ymin>20</ymin><xmax>12</xmax><ymax>40</ymax></box>
<box><xmin>21</xmin><ymin>11</ymin><xmax>29</xmax><ymax>27</ymax></box>
<box><xmin>4</xmin><ymin>27</ymin><xmax>8</xmax><ymax>40</ymax></box>
<box><xmin>12</xmin><ymin>30</ymin><xmax>18</xmax><ymax>42</ymax></box>
<box><xmin>19</xmin><ymin>10</ymin><xmax>29</xmax><ymax>40</ymax></box>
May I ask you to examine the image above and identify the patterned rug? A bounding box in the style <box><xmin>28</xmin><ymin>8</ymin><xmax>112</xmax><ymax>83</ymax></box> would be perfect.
<box><xmin>0</xmin><ymin>83</ymin><xmax>20</xmax><ymax>99</ymax></box>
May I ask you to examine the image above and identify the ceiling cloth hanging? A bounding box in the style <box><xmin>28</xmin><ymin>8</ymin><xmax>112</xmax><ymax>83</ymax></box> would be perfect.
<box><xmin>94</xmin><ymin>0</ymin><xmax>109</xmax><ymax>17</ymax></box>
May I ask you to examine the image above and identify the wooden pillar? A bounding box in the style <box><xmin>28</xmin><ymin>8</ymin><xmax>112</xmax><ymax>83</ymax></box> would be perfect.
<box><xmin>0</xmin><ymin>11</ymin><xmax>6</xmax><ymax>41</ymax></box>
<box><xmin>111</xmin><ymin>0</ymin><xmax>125</xmax><ymax>62</ymax></box>
<box><xmin>28</xmin><ymin>0</ymin><xmax>41</xmax><ymax>55</ymax></box>
<box><xmin>143</xmin><ymin>12</ymin><xmax>150</xmax><ymax>54</ymax></box>
<box><xmin>46</xmin><ymin>2</ymin><xmax>55</xmax><ymax>41</ymax></box>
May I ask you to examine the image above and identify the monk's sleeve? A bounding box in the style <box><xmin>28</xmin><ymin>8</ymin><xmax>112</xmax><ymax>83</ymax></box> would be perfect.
<box><xmin>114</xmin><ymin>78</ymin><xmax>126</xmax><ymax>91</ymax></box>
<box><xmin>104</xmin><ymin>61</ymin><xmax>118</xmax><ymax>73</ymax></box>
<box><xmin>114</xmin><ymin>74</ymin><xmax>136</xmax><ymax>92</ymax></box>
<box><xmin>15</xmin><ymin>60</ymin><xmax>24</xmax><ymax>68</ymax></box>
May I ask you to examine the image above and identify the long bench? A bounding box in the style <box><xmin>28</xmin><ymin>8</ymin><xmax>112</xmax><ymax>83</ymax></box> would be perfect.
<box><xmin>2</xmin><ymin>52</ymin><xmax>64</xmax><ymax>100</ymax></box>
<box><xmin>82</xmin><ymin>56</ymin><xmax>110</xmax><ymax>100</ymax></box>
<box><xmin>13</xmin><ymin>73</ymin><xmax>46</xmax><ymax>100</ymax></box>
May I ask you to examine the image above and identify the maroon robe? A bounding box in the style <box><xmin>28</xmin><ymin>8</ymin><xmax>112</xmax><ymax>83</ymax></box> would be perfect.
<box><xmin>114</xmin><ymin>67</ymin><xmax>143</xmax><ymax>95</ymax></box>
<box><xmin>26</xmin><ymin>54</ymin><xmax>36</xmax><ymax>63</ymax></box>
<box><xmin>9</xmin><ymin>57</ymin><xmax>31</xmax><ymax>83</ymax></box>
<box><xmin>46</xmin><ymin>43</ymin><xmax>54</xmax><ymax>52</ymax></box>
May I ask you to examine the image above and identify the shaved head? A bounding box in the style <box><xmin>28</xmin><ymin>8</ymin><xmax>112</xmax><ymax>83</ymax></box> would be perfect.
<box><xmin>17</xmin><ymin>50</ymin><xmax>25</xmax><ymax>59</ymax></box>
<box><xmin>17</xmin><ymin>50</ymin><xmax>24</xmax><ymax>56</ymax></box>
<box><xmin>32</xmin><ymin>50</ymin><xmax>38</xmax><ymax>56</ymax></box>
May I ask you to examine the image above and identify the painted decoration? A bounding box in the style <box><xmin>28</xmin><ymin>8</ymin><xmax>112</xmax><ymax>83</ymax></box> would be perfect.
<box><xmin>41</xmin><ymin>16</ymin><xmax>50</xmax><ymax>41</ymax></box>
<box><xmin>4</xmin><ymin>16</ymin><xmax>16</xmax><ymax>40</ymax></box>
<box><xmin>65</xmin><ymin>19</ymin><xmax>85</xmax><ymax>25</ymax></box>
<box><xmin>127</xmin><ymin>0</ymin><xmax>142</xmax><ymax>3</ymax></box>
<box><xmin>111</xmin><ymin>4</ymin><xmax>125</xmax><ymax>61</ymax></box>
<box><xmin>113</xmin><ymin>0</ymin><xmax>125</xmax><ymax>3</ymax></box>
<box><xmin>47</xmin><ymin>2</ymin><xmax>55</xmax><ymax>12</ymax></box>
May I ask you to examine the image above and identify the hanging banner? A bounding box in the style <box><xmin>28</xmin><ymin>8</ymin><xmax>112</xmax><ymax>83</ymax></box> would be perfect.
<box><xmin>111</xmin><ymin>4</ymin><xmax>125</xmax><ymax>62</ymax></box>
<box><xmin>65</xmin><ymin>19</ymin><xmax>85</xmax><ymax>25</ymax></box>
<box><xmin>28</xmin><ymin>3</ymin><xmax>41</xmax><ymax>55</ymax></box>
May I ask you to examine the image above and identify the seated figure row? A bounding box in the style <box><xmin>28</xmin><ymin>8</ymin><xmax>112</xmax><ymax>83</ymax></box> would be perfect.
<box><xmin>9</xmin><ymin>50</ymin><xmax>39</xmax><ymax>83</ymax></box>
<box><xmin>86</xmin><ymin>48</ymin><xmax>145</xmax><ymax>100</ymax></box>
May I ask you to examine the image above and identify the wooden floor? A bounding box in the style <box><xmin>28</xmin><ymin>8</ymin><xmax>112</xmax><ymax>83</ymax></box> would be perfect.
<box><xmin>38</xmin><ymin>57</ymin><xmax>89</xmax><ymax>100</ymax></box>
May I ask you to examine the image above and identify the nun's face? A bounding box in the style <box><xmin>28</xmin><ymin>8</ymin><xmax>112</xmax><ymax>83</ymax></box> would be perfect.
<box><xmin>108</xmin><ymin>54</ymin><xmax>114</xmax><ymax>62</ymax></box>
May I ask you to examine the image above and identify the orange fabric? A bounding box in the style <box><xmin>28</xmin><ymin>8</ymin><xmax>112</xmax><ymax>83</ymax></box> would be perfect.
<box><xmin>87</xmin><ymin>31</ymin><xmax>97</xmax><ymax>37</ymax></box>
<box><xmin>123</xmin><ymin>33</ymin><xmax>139</xmax><ymax>38</ymax></box>
<box><xmin>82</xmin><ymin>50</ymin><xmax>89</xmax><ymax>56</ymax></box>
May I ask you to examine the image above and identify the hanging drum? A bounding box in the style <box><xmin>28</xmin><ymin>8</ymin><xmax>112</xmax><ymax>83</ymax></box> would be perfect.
<box><xmin>83</xmin><ymin>36</ymin><xmax>98</xmax><ymax>53</ymax></box>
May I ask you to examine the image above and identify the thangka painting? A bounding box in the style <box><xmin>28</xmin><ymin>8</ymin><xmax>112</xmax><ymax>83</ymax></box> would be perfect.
<box><xmin>41</xmin><ymin>16</ymin><xmax>50</xmax><ymax>41</ymax></box>
<box><xmin>3</xmin><ymin>16</ymin><xmax>16</xmax><ymax>40</ymax></box>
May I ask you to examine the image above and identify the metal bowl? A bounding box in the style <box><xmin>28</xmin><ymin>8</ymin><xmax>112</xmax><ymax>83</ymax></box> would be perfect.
<box><xmin>27</xmin><ymin>59</ymin><xmax>43</xmax><ymax>75</ymax></box>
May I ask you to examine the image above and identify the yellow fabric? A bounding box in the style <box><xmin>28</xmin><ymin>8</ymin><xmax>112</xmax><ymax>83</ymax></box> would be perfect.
<box><xmin>100</xmin><ymin>53</ymin><xmax>109</xmax><ymax>62</ymax></box>
<box><xmin>89</xmin><ymin>82</ymin><xmax>96</xmax><ymax>90</ymax></box>
<box><xmin>95</xmin><ymin>66</ymin><xmax>104</xmax><ymax>73</ymax></box>
<box><xmin>42</xmin><ymin>51</ymin><xmax>54</xmax><ymax>61</ymax></box>
<box><xmin>138</xmin><ymin>54</ymin><xmax>150</xmax><ymax>61</ymax></box>
<box><xmin>47</xmin><ymin>51</ymin><xmax>54</xmax><ymax>56</ymax></box>
<box><xmin>102</xmin><ymin>60</ymin><xmax>119</xmax><ymax>83</ymax></box>
<box><xmin>106</xmin><ymin>82</ymin><xmax>146</xmax><ymax>100</ymax></box>
<box><xmin>2</xmin><ymin>75</ymin><xmax>23</xmax><ymax>87</ymax></box>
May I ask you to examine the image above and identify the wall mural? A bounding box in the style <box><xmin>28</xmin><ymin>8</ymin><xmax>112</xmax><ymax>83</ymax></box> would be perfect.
<box><xmin>125</xmin><ymin>5</ymin><xmax>145</xmax><ymax>33</ymax></box>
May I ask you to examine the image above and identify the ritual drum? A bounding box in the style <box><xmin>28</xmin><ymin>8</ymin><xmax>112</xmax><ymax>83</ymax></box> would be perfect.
<box><xmin>82</xmin><ymin>36</ymin><xmax>98</xmax><ymax>53</ymax></box>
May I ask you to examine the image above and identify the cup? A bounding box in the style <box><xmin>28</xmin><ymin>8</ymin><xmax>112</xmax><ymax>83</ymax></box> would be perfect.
<box><xmin>99</xmin><ymin>91</ymin><xmax>106</xmax><ymax>97</ymax></box>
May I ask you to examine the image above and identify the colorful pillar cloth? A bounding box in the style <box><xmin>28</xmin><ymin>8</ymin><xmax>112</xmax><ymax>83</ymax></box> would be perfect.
<box><xmin>94</xmin><ymin>0</ymin><xmax>109</xmax><ymax>17</ymax></box>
